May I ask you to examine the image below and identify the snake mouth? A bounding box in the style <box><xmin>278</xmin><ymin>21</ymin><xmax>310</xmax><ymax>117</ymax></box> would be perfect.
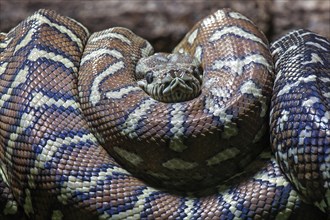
<box><xmin>138</xmin><ymin>82</ymin><xmax>200</xmax><ymax>103</ymax></box>
<box><xmin>162</xmin><ymin>76</ymin><xmax>201</xmax><ymax>102</ymax></box>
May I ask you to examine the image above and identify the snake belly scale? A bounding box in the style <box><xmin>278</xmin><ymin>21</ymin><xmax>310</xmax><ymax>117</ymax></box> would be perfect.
<box><xmin>0</xmin><ymin>8</ymin><xmax>329</xmax><ymax>220</ymax></box>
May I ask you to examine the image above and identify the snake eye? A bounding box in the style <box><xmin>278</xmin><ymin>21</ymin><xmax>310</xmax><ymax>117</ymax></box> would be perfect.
<box><xmin>194</xmin><ymin>66</ymin><xmax>203</xmax><ymax>75</ymax></box>
<box><xmin>146</xmin><ymin>71</ymin><xmax>154</xmax><ymax>84</ymax></box>
<box><xmin>169</xmin><ymin>69</ymin><xmax>177</xmax><ymax>78</ymax></box>
<box><xmin>193</xmin><ymin>66</ymin><xmax>203</xmax><ymax>81</ymax></box>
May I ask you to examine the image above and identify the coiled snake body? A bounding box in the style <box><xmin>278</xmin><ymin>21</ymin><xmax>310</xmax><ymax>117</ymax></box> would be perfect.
<box><xmin>0</xmin><ymin>9</ymin><xmax>329</xmax><ymax>219</ymax></box>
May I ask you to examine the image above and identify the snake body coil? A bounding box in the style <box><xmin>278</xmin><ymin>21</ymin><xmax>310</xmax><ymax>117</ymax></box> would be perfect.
<box><xmin>270</xmin><ymin>30</ymin><xmax>330</xmax><ymax>213</ymax></box>
<box><xmin>0</xmin><ymin>9</ymin><xmax>329</xmax><ymax>219</ymax></box>
<box><xmin>78</xmin><ymin>8</ymin><xmax>273</xmax><ymax>191</ymax></box>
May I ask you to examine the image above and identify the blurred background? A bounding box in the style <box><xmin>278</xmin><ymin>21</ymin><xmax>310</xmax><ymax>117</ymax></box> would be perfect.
<box><xmin>0</xmin><ymin>0</ymin><xmax>329</xmax><ymax>52</ymax></box>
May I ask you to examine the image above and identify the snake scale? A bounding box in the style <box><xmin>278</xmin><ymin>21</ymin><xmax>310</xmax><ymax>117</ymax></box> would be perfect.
<box><xmin>0</xmin><ymin>8</ymin><xmax>329</xmax><ymax>220</ymax></box>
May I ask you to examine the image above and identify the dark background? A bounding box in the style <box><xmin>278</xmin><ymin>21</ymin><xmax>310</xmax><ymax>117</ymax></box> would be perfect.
<box><xmin>1</xmin><ymin>0</ymin><xmax>329</xmax><ymax>52</ymax></box>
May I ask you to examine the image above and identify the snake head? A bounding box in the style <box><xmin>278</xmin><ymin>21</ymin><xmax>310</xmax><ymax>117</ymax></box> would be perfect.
<box><xmin>136</xmin><ymin>53</ymin><xmax>203</xmax><ymax>102</ymax></box>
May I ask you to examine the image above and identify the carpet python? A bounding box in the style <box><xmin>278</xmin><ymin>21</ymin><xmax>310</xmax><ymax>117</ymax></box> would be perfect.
<box><xmin>0</xmin><ymin>8</ymin><xmax>329</xmax><ymax>220</ymax></box>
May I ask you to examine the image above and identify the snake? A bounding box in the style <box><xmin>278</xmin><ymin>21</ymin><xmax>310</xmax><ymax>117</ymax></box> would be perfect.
<box><xmin>0</xmin><ymin>8</ymin><xmax>329</xmax><ymax>220</ymax></box>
